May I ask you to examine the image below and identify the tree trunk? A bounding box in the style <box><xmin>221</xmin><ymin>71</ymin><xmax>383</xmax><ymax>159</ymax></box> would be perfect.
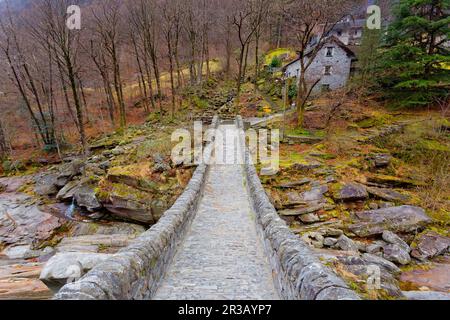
<box><xmin>143</xmin><ymin>54</ymin><xmax>157</xmax><ymax>111</ymax></box>
<box><xmin>0</xmin><ymin>120</ymin><xmax>7</xmax><ymax>160</ymax></box>
<box><xmin>150</xmin><ymin>49</ymin><xmax>163</xmax><ymax>113</ymax></box>
<box><xmin>102</xmin><ymin>76</ymin><xmax>116</xmax><ymax>125</ymax></box>
<box><xmin>111</xmin><ymin>42</ymin><xmax>126</xmax><ymax>129</ymax></box>
<box><xmin>204</xmin><ymin>32</ymin><xmax>210</xmax><ymax>79</ymax></box>
<box><xmin>276</xmin><ymin>16</ymin><xmax>282</xmax><ymax>48</ymax></box>
<box><xmin>225</xmin><ymin>26</ymin><xmax>232</xmax><ymax>79</ymax></box>
<box><xmin>254</xmin><ymin>29</ymin><xmax>261</xmax><ymax>92</ymax></box>
<box><xmin>132</xmin><ymin>35</ymin><xmax>149</xmax><ymax>113</ymax></box>
<box><xmin>236</xmin><ymin>44</ymin><xmax>246</xmax><ymax>103</ymax></box>
<box><xmin>78</xmin><ymin>77</ymin><xmax>91</xmax><ymax>124</ymax></box>
<box><xmin>167</xmin><ymin>30</ymin><xmax>176</xmax><ymax>118</ymax></box>
<box><xmin>65</xmin><ymin>55</ymin><xmax>87</xmax><ymax>153</ymax></box>
<box><xmin>56</xmin><ymin>57</ymin><xmax>79</xmax><ymax>131</ymax></box>
<box><xmin>243</xmin><ymin>42</ymin><xmax>250</xmax><ymax>81</ymax></box>
<box><xmin>296</xmin><ymin>72</ymin><xmax>307</xmax><ymax>128</ymax></box>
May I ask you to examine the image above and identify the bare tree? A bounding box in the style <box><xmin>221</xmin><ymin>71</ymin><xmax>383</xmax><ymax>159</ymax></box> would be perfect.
<box><xmin>253</xmin><ymin>0</ymin><xmax>271</xmax><ymax>87</ymax></box>
<box><xmin>87</xmin><ymin>38</ymin><xmax>117</xmax><ymax>125</ymax></box>
<box><xmin>232</xmin><ymin>0</ymin><xmax>259</xmax><ymax>102</ymax></box>
<box><xmin>91</xmin><ymin>0</ymin><xmax>127</xmax><ymax>128</ymax></box>
<box><xmin>0</xmin><ymin>5</ymin><xmax>58</xmax><ymax>149</ymax></box>
<box><xmin>0</xmin><ymin>118</ymin><xmax>7</xmax><ymax>160</ymax></box>
<box><xmin>130</xmin><ymin>0</ymin><xmax>163</xmax><ymax>113</ymax></box>
<box><xmin>128</xmin><ymin>1</ymin><xmax>157</xmax><ymax>112</ymax></box>
<box><xmin>30</xmin><ymin>0</ymin><xmax>87</xmax><ymax>152</ymax></box>
<box><xmin>161</xmin><ymin>0</ymin><xmax>183</xmax><ymax>117</ymax></box>
<box><xmin>282</xmin><ymin>0</ymin><xmax>353</xmax><ymax>127</ymax></box>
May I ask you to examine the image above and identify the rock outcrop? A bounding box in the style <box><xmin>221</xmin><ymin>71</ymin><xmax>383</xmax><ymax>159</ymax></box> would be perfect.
<box><xmin>411</xmin><ymin>232</ymin><xmax>450</xmax><ymax>261</ymax></box>
<box><xmin>348</xmin><ymin>206</ymin><xmax>431</xmax><ymax>237</ymax></box>
<box><xmin>40</xmin><ymin>252</ymin><xmax>111</xmax><ymax>293</ymax></box>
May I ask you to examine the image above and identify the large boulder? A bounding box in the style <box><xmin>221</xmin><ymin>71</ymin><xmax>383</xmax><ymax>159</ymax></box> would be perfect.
<box><xmin>0</xmin><ymin>263</ymin><xmax>52</xmax><ymax>299</ymax></box>
<box><xmin>369</xmin><ymin>153</ymin><xmax>392</xmax><ymax>168</ymax></box>
<box><xmin>279</xmin><ymin>203</ymin><xmax>325</xmax><ymax>216</ymax></box>
<box><xmin>332</xmin><ymin>183</ymin><xmax>368</xmax><ymax>202</ymax></box>
<box><xmin>290</xmin><ymin>159</ymin><xmax>322</xmax><ymax>171</ymax></box>
<box><xmin>383</xmin><ymin>244</ymin><xmax>411</xmax><ymax>265</ymax></box>
<box><xmin>366</xmin><ymin>187</ymin><xmax>410</xmax><ymax>203</ymax></box>
<box><xmin>400</xmin><ymin>257</ymin><xmax>450</xmax><ymax>292</ymax></box>
<box><xmin>365</xmin><ymin>240</ymin><xmax>386</xmax><ymax>255</ymax></box>
<box><xmin>382</xmin><ymin>231</ymin><xmax>411</xmax><ymax>253</ymax></box>
<box><xmin>74</xmin><ymin>185</ymin><xmax>102</xmax><ymax>212</ymax></box>
<box><xmin>56</xmin><ymin>179</ymin><xmax>83</xmax><ymax>201</ymax></box>
<box><xmin>0</xmin><ymin>176</ymin><xmax>31</xmax><ymax>193</ymax></box>
<box><xmin>301</xmin><ymin>185</ymin><xmax>328</xmax><ymax>203</ymax></box>
<box><xmin>56</xmin><ymin>179</ymin><xmax>101</xmax><ymax>212</ymax></box>
<box><xmin>348</xmin><ymin>206</ymin><xmax>431</xmax><ymax>237</ymax></box>
<box><xmin>336</xmin><ymin>235</ymin><xmax>359</xmax><ymax>252</ymax></box>
<box><xmin>334</xmin><ymin>255</ymin><xmax>403</xmax><ymax>298</ymax></box>
<box><xmin>55</xmin><ymin>234</ymin><xmax>136</xmax><ymax>253</ymax></box>
<box><xmin>1</xmin><ymin>245</ymin><xmax>42</xmax><ymax>259</ymax></box>
<box><xmin>58</xmin><ymin>159</ymin><xmax>84</xmax><ymax>179</ymax></box>
<box><xmin>362</xmin><ymin>253</ymin><xmax>401</xmax><ymax>275</ymax></box>
<box><xmin>98</xmin><ymin>182</ymin><xmax>155</xmax><ymax>224</ymax></box>
<box><xmin>69</xmin><ymin>221</ymin><xmax>146</xmax><ymax>237</ymax></box>
<box><xmin>366</xmin><ymin>174</ymin><xmax>425</xmax><ymax>188</ymax></box>
<box><xmin>0</xmin><ymin>194</ymin><xmax>64</xmax><ymax>246</ymax></box>
<box><xmin>107</xmin><ymin>164</ymin><xmax>158</xmax><ymax>192</ymax></box>
<box><xmin>39</xmin><ymin>252</ymin><xmax>111</xmax><ymax>293</ymax></box>
<box><xmin>34</xmin><ymin>174</ymin><xmax>58</xmax><ymax>196</ymax></box>
<box><xmin>277</xmin><ymin>178</ymin><xmax>311</xmax><ymax>189</ymax></box>
<box><xmin>411</xmin><ymin>232</ymin><xmax>450</xmax><ymax>261</ymax></box>
<box><xmin>153</xmin><ymin>153</ymin><xmax>171</xmax><ymax>173</ymax></box>
<box><xmin>104</xmin><ymin>197</ymin><xmax>153</xmax><ymax>224</ymax></box>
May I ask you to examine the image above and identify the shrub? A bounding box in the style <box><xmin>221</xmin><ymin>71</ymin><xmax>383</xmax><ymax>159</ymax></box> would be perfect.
<box><xmin>270</xmin><ymin>56</ymin><xmax>282</xmax><ymax>68</ymax></box>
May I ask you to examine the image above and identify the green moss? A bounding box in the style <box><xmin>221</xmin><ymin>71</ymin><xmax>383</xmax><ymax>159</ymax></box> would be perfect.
<box><xmin>417</xmin><ymin>139</ymin><xmax>450</xmax><ymax>152</ymax></box>
<box><xmin>309</xmin><ymin>153</ymin><xmax>337</xmax><ymax>160</ymax></box>
<box><xmin>357</xmin><ymin>113</ymin><xmax>393</xmax><ymax>128</ymax></box>
<box><xmin>192</xmin><ymin>96</ymin><xmax>209</xmax><ymax>109</ymax></box>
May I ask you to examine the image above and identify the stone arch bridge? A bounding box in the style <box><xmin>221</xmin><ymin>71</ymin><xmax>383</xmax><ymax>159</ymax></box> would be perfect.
<box><xmin>55</xmin><ymin>117</ymin><xmax>359</xmax><ymax>300</ymax></box>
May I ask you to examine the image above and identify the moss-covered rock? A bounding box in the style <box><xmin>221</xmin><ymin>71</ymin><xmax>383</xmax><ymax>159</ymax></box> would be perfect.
<box><xmin>366</xmin><ymin>174</ymin><xmax>425</xmax><ymax>188</ymax></box>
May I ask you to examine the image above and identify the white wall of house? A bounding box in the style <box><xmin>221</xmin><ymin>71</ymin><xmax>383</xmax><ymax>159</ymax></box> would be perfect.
<box><xmin>284</xmin><ymin>43</ymin><xmax>354</xmax><ymax>94</ymax></box>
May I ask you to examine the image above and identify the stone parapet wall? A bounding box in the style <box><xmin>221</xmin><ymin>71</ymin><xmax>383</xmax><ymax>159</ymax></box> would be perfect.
<box><xmin>236</xmin><ymin>116</ymin><xmax>360</xmax><ymax>300</ymax></box>
<box><xmin>55</xmin><ymin>116</ymin><xmax>219</xmax><ymax>300</ymax></box>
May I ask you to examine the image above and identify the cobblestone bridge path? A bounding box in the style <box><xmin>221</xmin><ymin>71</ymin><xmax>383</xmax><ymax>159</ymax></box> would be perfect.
<box><xmin>153</xmin><ymin>124</ymin><xmax>279</xmax><ymax>300</ymax></box>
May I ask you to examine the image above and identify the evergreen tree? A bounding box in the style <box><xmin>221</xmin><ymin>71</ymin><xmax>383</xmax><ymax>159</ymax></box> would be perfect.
<box><xmin>355</xmin><ymin>25</ymin><xmax>383</xmax><ymax>91</ymax></box>
<box><xmin>376</xmin><ymin>0</ymin><xmax>450</xmax><ymax>107</ymax></box>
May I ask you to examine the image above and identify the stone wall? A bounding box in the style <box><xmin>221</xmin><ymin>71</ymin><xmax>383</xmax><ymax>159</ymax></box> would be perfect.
<box><xmin>284</xmin><ymin>42</ymin><xmax>354</xmax><ymax>94</ymax></box>
<box><xmin>236</xmin><ymin>116</ymin><xmax>360</xmax><ymax>300</ymax></box>
<box><xmin>55</xmin><ymin>116</ymin><xmax>219</xmax><ymax>300</ymax></box>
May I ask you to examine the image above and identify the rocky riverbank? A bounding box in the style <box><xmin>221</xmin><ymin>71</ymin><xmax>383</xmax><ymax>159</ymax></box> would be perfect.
<box><xmin>258</xmin><ymin>102</ymin><xmax>450</xmax><ymax>300</ymax></box>
<box><xmin>0</xmin><ymin>123</ymin><xmax>196</xmax><ymax>299</ymax></box>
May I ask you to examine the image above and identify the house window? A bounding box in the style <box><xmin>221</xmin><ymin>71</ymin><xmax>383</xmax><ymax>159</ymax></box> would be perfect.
<box><xmin>337</xmin><ymin>30</ymin><xmax>342</xmax><ymax>37</ymax></box>
<box><xmin>326</xmin><ymin>47</ymin><xmax>334</xmax><ymax>57</ymax></box>
<box><xmin>321</xmin><ymin>84</ymin><xmax>330</xmax><ymax>92</ymax></box>
<box><xmin>324</xmin><ymin>66</ymin><xmax>332</xmax><ymax>75</ymax></box>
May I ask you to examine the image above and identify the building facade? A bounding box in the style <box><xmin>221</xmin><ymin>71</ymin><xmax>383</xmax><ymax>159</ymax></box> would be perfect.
<box><xmin>283</xmin><ymin>37</ymin><xmax>357</xmax><ymax>94</ymax></box>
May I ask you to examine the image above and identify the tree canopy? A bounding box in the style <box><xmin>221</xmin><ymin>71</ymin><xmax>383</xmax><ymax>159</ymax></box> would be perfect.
<box><xmin>375</xmin><ymin>0</ymin><xmax>450</xmax><ymax>107</ymax></box>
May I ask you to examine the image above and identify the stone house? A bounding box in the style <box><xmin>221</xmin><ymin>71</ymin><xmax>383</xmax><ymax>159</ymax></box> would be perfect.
<box><xmin>329</xmin><ymin>18</ymin><xmax>366</xmax><ymax>46</ymax></box>
<box><xmin>283</xmin><ymin>37</ymin><xmax>357</xmax><ymax>94</ymax></box>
